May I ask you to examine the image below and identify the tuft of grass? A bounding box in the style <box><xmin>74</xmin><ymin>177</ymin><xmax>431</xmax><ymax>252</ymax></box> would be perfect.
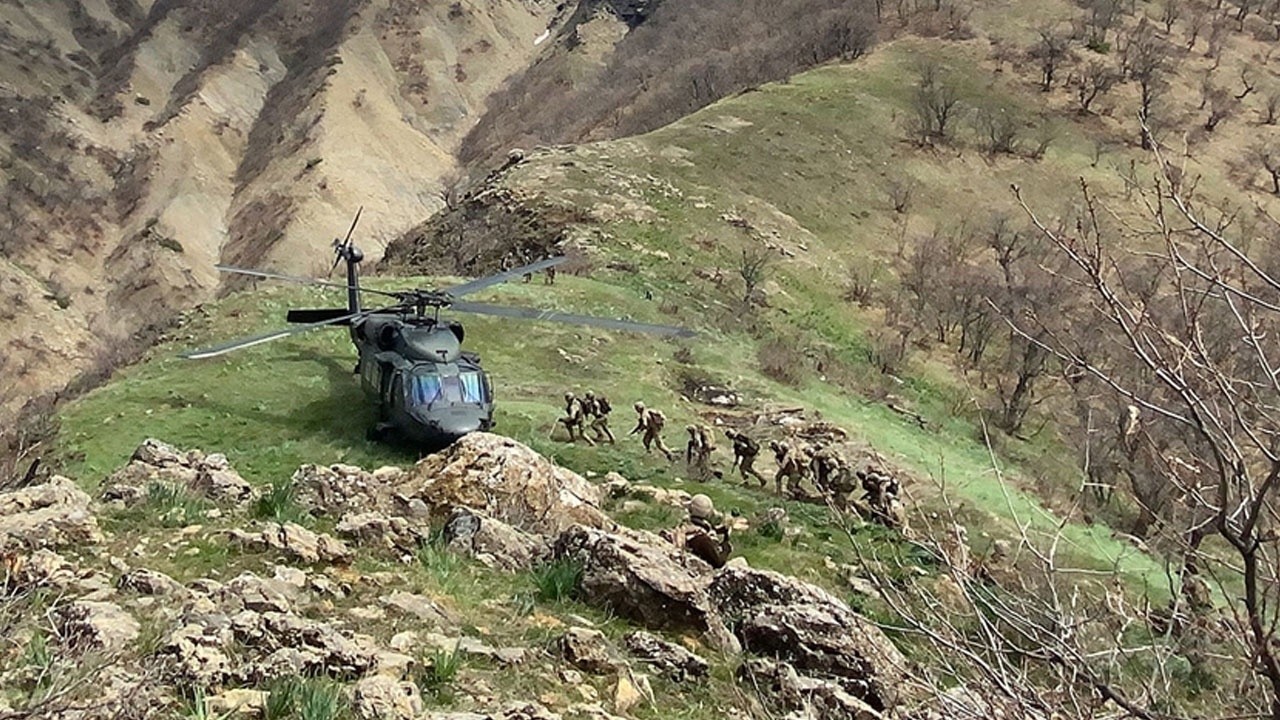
<box><xmin>416</xmin><ymin>531</ymin><xmax>463</xmax><ymax>591</ymax></box>
<box><xmin>255</xmin><ymin>476</ymin><xmax>304</xmax><ymax>524</ymax></box>
<box><xmin>416</xmin><ymin>642</ymin><xmax>464</xmax><ymax>703</ymax></box>
<box><xmin>265</xmin><ymin>677</ymin><xmax>348</xmax><ymax>720</ymax></box>
<box><xmin>531</xmin><ymin>558</ymin><xmax>583</xmax><ymax>603</ymax></box>
<box><xmin>144</xmin><ymin>482</ymin><xmax>209</xmax><ymax>527</ymax></box>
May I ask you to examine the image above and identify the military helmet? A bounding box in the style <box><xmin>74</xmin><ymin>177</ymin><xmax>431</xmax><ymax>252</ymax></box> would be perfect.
<box><xmin>688</xmin><ymin>494</ymin><xmax>715</xmax><ymax>520</ymax></box>
<box><xmin>634</xmin><ymin>401</ymin><xmax>645</xmax><ymax>411</ymax></box>
<box><xmin>686</xmin><ymin>424</ymin><xmax>697</xmax><ymax>433</ymax></box>
<box><xmin>565</xmin><ymin>391</ymin><xmax>575</xmax><ymax>401</ymax></box>
<box><xmin>585</xmin><ymin>390</ymin><xmax>595</xmax><ymax>399</ymax></box>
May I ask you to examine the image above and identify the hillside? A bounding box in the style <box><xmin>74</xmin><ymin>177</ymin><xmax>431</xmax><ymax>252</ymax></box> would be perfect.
<box><xmin>9</xmin><ymin>0</ymin><xmax>1280</xmax><ymax>716</ymax></box>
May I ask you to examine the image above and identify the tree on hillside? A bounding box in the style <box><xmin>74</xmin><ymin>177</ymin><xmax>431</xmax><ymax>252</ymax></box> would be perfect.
<box><xmin>1070</xmin><ymin>59</ymin><xmax>1119</xmax><ymax>113</ymax></box>
<box><xmin>1160</xmin><ymin>0</ymin><xmax>1182</xmax><ymax>33</ymax></box>
<box><xmin>907</xmin><ymin>60</ymin><xmax>965</xmax><ymax>144</ymax></box>
<box><xmin>1030</xmin><ymin>26</ymin><xmax>1073</xmax><ymax>91</ymax></box>
<box><xmin>1250</xmin><ymin>141</ymin><xmax>1280</xmax><ymax>193</ymax></box>
<box><xmin>1263</xmin><ymin>87</ymin><xmax>1280</xmax><ymax>124</ymax></box>
<box><xmin>1012</xmin><ymin>156</ymin><xmax>1280</xmax><ymax>717</ymax></box>
<box><xmin>1125</xmin><ymin>20</ymin><xmax>1170</xmax><ymax>148</ymax></box>
<box><xmin>738</xmin><ymin>245</ymin><xmax>773</xmax><ymax>304</ymax></box>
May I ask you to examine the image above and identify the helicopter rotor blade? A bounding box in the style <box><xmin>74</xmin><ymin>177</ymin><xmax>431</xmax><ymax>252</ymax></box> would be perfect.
<box><xmin>179</xmin><ymin>308</ymin><xmax>386</xmax><ymax>360</ymax></box>
<box><xmin>329</xmin><ymin>206</ymin><xmax>364</xmax><ymax>277</ymax></box>
<box><xmin>445</xmin><ymin>256</ymin><xmax>570</xmax><ymax>297</ymax></box>
<box><xmin>449</xmin><ymin>300</ymin><xmax>695</xmax><ymax>338</ymax></box>
<box><xmin>342</xmin><ymin>206</ymin><xmax>364</xmax><ymax>248</ymax></box>
<box><xmin>215</xmin><ymin>265</ymin><xmax>402</xmax><ymax>300</ymax></box>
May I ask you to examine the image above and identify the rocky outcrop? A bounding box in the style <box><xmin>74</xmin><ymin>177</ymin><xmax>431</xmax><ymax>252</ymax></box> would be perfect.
<box><xmin>739</xmin><ymin>658</ymin><xmax>882</xmax><ymax>720</ymax></box>
<box><xmin>623</xmin><ymin>631</ymin><xmax>709</xmax><ymax>681</ymax></box>
<box><xmin>553</xmin><ymin>525</ymin><xmax>736</xmax><ymax>652</ymax></box>
<box><xmin>0</xmin><ymin>476</ymin><xmax>103</xmax><ymax>549</ymax></box>
<box><xmin>403</xmin><ymin>434</ymin><xmax>612</xmax><ymax>535</ymax></box>
<box><xmin>53</xmin><ymin>600</ymin><xmax>141</xmax><ymax>653</ymax></box>
<box><xmin>336</xmin><ymin>511</ymin><xmax>429</xmax><ymax>555</ymax></box>
<box><xmin>709</xmin><ymin>564</ymin><xmax>909</xmax><ymax>711</ymax></box>
<box><xmin>118</xmin><ymin>567</ymin><xmax>184</xmax><ymax>597</ymax></box>
<box><xmin>229</xmin><ymin>522</ymin><xmax>354</xmax><ymax>565</ymax></box>
<box><xmin>103</xmin><ymin>439</ymin><xmax>253</xmax><ymax>506</ymax></box>
<box><xmin>559</xmin><ymin>628</ymin><xmax>617</xmax><ymax>675</ymax></box>
<box><xmin>353</xmin><ymin>675</ymin><xmax>424</xmax><ymax>720</ymax></box>
<box><xmin>443</xmin><ymin>507</ymin><xmax>550</xmax><ymax>571</ymax></box>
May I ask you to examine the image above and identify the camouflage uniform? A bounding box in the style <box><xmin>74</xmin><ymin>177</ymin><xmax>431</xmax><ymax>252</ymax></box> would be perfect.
<box><xmin>674</xmin><ymin>494</ymin><xmax>732</xmax><ymax>569</ymax></box>
<box><xmin>859</xmin><ymin>467</ymin><xmax>904</xmax><ymax>529</ymax></box>
<box><xmin>559</xmin><ymin>392</ymin><xmax>593</xmax><ymax>445</ymax></box>
<box><xmin>583</xmin><ymin>391</ymin><xmax>615</xmax><ymax>444</ymax></box>
<box><xmin>769</xmin><ymin>439</ymin><xmax>809</xmax><ymax>497</ymax></box>
<box><xmin>684</xmin><ymin>424</ymin><xmax>716</xmax><ymax>479</ymax></box>
<box><xmin>630</xmin><ymin>402</ymin><xmax>674</xmax><ymax>461</ymax></box>
<box><xmin>725</xmin><ymin>429</ymin><xmax>766</xmax><ymax>486</ymax></box>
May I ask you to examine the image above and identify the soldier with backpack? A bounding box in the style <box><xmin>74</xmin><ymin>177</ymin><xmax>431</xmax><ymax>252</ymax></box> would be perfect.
<box><xmin>583</xmin><ymin>390</ymin><xmax>615</xmax><ymax>444</ymax></box>
<box><xmin>725</xmin><ymin>429</ymin><xmax>766</xmax><ymax>486</ymax></box>
<box><xmin>630</xmin><ymin>401</ymin><xmax>674</xmax><ymax>461</ymax></box>
<box><xmin>558</xmin><ymin>392</ymin><xmax>593</xmax><ymax>445</ymax></box>
<box><xmin>684</xmin><ymin>424</ymin><xmax>715</xmax><ymax>479</ymax></box>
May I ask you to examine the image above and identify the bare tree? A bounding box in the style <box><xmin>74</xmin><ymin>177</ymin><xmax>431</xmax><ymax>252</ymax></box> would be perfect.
<box><xmin>738</xmin><ymin>245</ymin><xmax>773</xmax><ymax>303</ymax></box>
<box><xmin>1030</xmin><ymin>26</ymin><xmax>1073</xmax><ymax>91</ymax></box>
<box><xmin>1238</xmin><ymin>67</ymin><xmax>1258</xmax><ymax>100</ymax></box>
<box><xmin>1184</xmin><ymin>4</ymin><xmax>1207</xmax><ymax>48</ymax></box>
<box><xmin>1126</xmin><ymin>21</ymin><xmax>1170</xmax><ymax>148</ymax></box>
<box><xmin>1202</xmin><ymin>84</ymin><xmax>1239</xmax><ymax>131</ymax></box>
<box><xmin>1080</xmin><ymin>0</ymin><xmax>1124</xmax><ymax>49</ymax></box>
<box><xmin>908</xmin><ymin>60</ymin><xmax>965</xmax><ymax>143</ymax></box>
<box><xmin>1013</xmin><ymin>153</ymin><xmax>1280</xmax><ymax>715</ymax></box>
<box><xmin>1161</xmin><ymin>0</ymin><xmax>1183</xmax><ymax>32</ymax></box>
<box><xmin>1251</xmin><ymin>141</ymin><xmax>1280</xmax><ymax>194</ymax></box>
<box><xmin>972</xmin><ymin>104</ymin><xmax>1021</xmax><ymax>155</ymax></box>
<box><xmin>1263</xmin><ymin>88</ymin><xmax>1280</xmax><ymax>125</ymax></box>
<box><xmin>1070</xmin><ymin>59</ymin><xmax>1119</xmax><ymax>113</ymax></box>
<box><xmin>886</xmin><ymin>175</ymin><xmax>917</xmax><ymax>214</ymax></box>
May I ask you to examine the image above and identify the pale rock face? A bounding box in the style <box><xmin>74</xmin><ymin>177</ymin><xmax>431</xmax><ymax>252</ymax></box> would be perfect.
<box><xmin>228</xmin><ymin>522</ymin><xmax>354</xmax><ymax>565</ymax></box>
<box><xmin>103</xmin><ymin>439</ymin><xmax>254</xmax><ymax>507</ymax></box>
<box><xmin>622</xmin><ymin>631</ymin><xmax>709</xmax><ymax>681</ymax></box>
<box><xmin>442</xmin><ymin>506</ymin><xmax>550</xmax><ymax>571</ymax></box>
<box><xmin>559</xmin><ymin>627</ymin><xmax>617</xmax><ymax>675</ymax></box>
<box><xmin>53</xmin><ymin>600</ymin><xmax>141</xmax><ymax>653</ymax></box>
<box><xmin>0</xmin><ymin>476</ymin><xmax>103</xmax><ymax>549</ymax></box>
<box><xmin>352</xmin><ymin>675</ymin><xmax>424</xmax><ymax>720</ymax></box>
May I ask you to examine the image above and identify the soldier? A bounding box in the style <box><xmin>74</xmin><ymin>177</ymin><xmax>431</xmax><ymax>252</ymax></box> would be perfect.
<box><xmin>859</xmin><ymin>466</ymin><xmax>904</xmax><ymax>529</ymax></box>
<box><xmin>810</xmin><ymin>443</ymin><xmax>847</xmax><ymax>496</ymax></box>
<box><xmin>558</xmin><ymin>392</ymin><xmax>593</xmax><ymax>445</ymax></box>
<box><xmin>769</xmin><ymin>440</ymin><xmax>808</xmax><ymax>497</ymax></box>
<box><xmin>583</xmin><ymin>390</ymin><xmax>615</xmax><ymax>444</ymax></box>
<box><xmin>544</xmin><ymin>266</ymin><xmax>557</xmax><ymax>285</ymax></box>
<box><xmin>725</xmin><ymin>429</ymin><xmax>766</xmax><ymax>486</ymax></box>
<box><xmin>630</xmin><ymin>401</ymin><xmax>674</xmax><ymax>461</ymax></box>
<box><xmin>675</xmin><ymin>494</ymin><xmax>732</xmax><ymax>568</ymax></box>
<box><xmin>684</xmin><ymin>424</ymin><xmax>716</xmax><ymax>479</ymax></box>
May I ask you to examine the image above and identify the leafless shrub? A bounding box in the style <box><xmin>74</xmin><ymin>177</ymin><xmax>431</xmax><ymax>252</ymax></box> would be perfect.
<box><xmin>1262</xmin><ymin>88</ymin><xmax>1280</xmax><ymax>125</ymax></box>
<box><xmin>972</xmin><ymin>104</ymin><xmax>1021</xmax><ymax>155</ymax></box>
<box><xmin>1070</xmin><ymin>59</ymin><xmax>1119</xmax><ymax>113</ymax></box>
<box><xmin>886</xmin><ymin>176</ymin><xmax>917</xmax><ymax>214</ymax></box>
<box><xmin>843</xmin><ymin>261</ymin><xmax>884</xmax><ymax>307</ymax></box>
<box><xmin>738</xmin><ymin>246</ymin><xmax>774</xmax><ymax>304</ymax></box>
<box><xmin>1029</xmin><ymin>25</ymin><xmax>1073</xmax><ymax>91</ymax></box>
<box><xmin>758</xmin><ymin>339</ymin><xmax>805</xmax><ymax>385</ymax></box>
<box><xmin>1249</xmin><ymin>141</ymin><xmax>1280</xmax><ymax>193</ymax></box>
<box><xmin>907</xmin><ymin>60</ymin><xmax>965</xmax><ymax>144</ymax></box>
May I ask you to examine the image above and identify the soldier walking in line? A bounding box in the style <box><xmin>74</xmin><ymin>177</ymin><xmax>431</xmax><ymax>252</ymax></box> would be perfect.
<box><xmin>630</xmin><ymin>401</ymin><xmax>674</xmax><ymax>461</ymax></box>
<box><xmin>558</xmin><ymin>391</ymin><xmax>593</xmax><ymax>445</ymax></box>
<box><xmin>684</xmin><ymin>424</ymin><xmax>716</xmax><ymax>479</ymax></box>
<box><xmin>583</xmin><ymin>390</ymin><xmax>615</xmax><ymax>444</ymax></box>
<box><xmin>725</xmin><ymin>429</ymin><xmax>766</xmax><ymax>486</ymax></box>
<box><xmin>769</xmin><ymin>439</ymin><xmax>809</xmax><ymax>497</ymax></box>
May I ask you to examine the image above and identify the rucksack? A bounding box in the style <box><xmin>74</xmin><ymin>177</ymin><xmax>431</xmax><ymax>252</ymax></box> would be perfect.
<box><xmin>738</xmin><ymin>434</ymin><xmax>759</xmax><ymax>454</ymax></box>
<box><xmin>596</xmin><ymin>396</ymin><xmax>612</xmax><ymax>415</ymax></box>
<box><xmin>649</xmin><ymin>409</ymin><xmax>666</xmax><ymax>430</ymax></box>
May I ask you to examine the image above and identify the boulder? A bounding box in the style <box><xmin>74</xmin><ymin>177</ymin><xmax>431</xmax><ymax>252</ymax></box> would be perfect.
<box><xmin>400</xmin><ymin>433</ymin><xmax>611</xmax><ymax>535</ymax></box>
<box><xmin>5</xmin><ymin>548</ymin><xmax>76</xmax><ymax>590</ymax></box>
<box><xmin>443</xmin><ymin>507</ymin><xmax>550</xmax><ymax>571</ymax></box>
<box><xmin>352</xmin><ymin>675</ymin><xmax>423</xmax><ymax>720</ymax></box>
<box><xmin>559</xmin><ymin>627</ymin><xmax>616</xmax><ymax>675</ymax></box>
<box><xmin>161</xmin><ymin>623</ymin><xmax>233</xmax><ymax>686</ymax></box>
<box><xmin>229</xmin><ymin>522</ymin><xmax>354</xmax><ymax>565</ymax></box>
<box><xmin>380</xmin><ymin>591</ymin><xmax>458</xmax><ymax>627</ymax></box>
<box><xmin>417</xmin><ymin>632</ymin><xmax>528</xmax><ymax>665</ymax></box>
<box><xmin>336</xmin><ymin>511</ymin><xmax>428</xmax><ymax>554</ymax></box>
<box><xmin>553</xmin><ymin>526</ymin><xmax>736</xmax><ymax>652</ymax></box>
<box><xmin>0</xmin><ymin>476</ymin><xmax>102</xmax><ymax>549</ymax></box>
<box><xmin>105</xmin><ymin>439</ymin><xmax>253</xmax><ymax>506</ymax></box>
<box><xmin>237</xmin><ymin>611</ymin><xmax>379</xmax><ymax>680</ymax></box>
<box><xmin>221</xmin><ymin>572</ymin><xmax>296</xmax><ymax>614</ymax></box>
<box><xmin>739</xmin><ymin>658</ymin><xmax>882</xmax><ymax>720</ymax></box>
<box><xmin>623</xmin><ymin>631</ymin><xmax>709</xmax><ymax>681</ymax></box>
<box><xmin>205</xmin><ymin>689</ymin><xmax>268</xmax><ymax>716</ymax></box>
<box><xmin>709</xmin><ymin>564</ymin><xmax>908</xmax><ymax>711</ymax></box>
<box><xmin>294</xmin><ymin>464</ymin><xmax>390</xmax><ymax>517</ymax></box>
<box><xmin>118</xmin><ymin>567</ymin><xmax>184</xmax><ymax>596</ymax></box>
<box><xmin>52</xmin><ymin>600</ymin><xmax>140</xmax><ymax>652</ymax></box>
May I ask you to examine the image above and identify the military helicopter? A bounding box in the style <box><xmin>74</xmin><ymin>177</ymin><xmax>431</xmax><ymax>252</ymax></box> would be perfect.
<box><xmin>182</xmin><ymin>210</ymin><xmax>693</xmax><ymax>447</ymax></box>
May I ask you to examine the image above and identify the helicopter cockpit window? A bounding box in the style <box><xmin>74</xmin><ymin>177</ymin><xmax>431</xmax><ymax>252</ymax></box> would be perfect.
<box><xmin>407</xmin><ymin>373</ymin><xmax>443</xmax><ymax>407</ymax></box>
<box><xmin>459</xmin><ymin>372</ymin><xmax>485</xmax><ymax>403</ymax></box>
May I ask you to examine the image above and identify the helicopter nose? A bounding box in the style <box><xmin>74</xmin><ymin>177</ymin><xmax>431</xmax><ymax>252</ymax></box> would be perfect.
<box><xmin>435</xmin><ymin>416</ymin><xmax>482</xmax><ymax>440</ymax></box>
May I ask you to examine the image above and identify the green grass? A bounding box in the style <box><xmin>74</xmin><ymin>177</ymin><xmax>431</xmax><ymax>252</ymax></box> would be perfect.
<box><xmin>264</xmin><ymin>677</ymin><xmax>349</xmax><ymax>720</ymax></box>
<box><xmin>530</xmin><ymin>558</ymin><xmax>583</xmax><ymax>603</ymax></box>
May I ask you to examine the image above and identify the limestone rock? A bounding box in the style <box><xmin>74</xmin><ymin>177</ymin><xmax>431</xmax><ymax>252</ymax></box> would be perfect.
<box><xmin>5</xmin><ymin>548</ymin><xmax>76</xmax><ymax>590</ymax></box>
<box><xmin>380</xmin><ymin>591</ymin><xmax>458</xmax><ymax>627</ymax></box>
<box><xmin>352</xmin><ymin>675</ymin><xmax>424</xmax><ymax>720</ymax></box>
<box><xmin>53</xmin><ymin>600</ymin><xmax>140</xmax><ymax>652</ymax></box>
<box><xmin>118</xmin><ymin>567</ymin><xmax>184</xmax><ymax>596</ymax></box>
<box><xmin>336</xmin><ymin>511</ymin><xmax>428</xmax><ymax>554</ymax></box>
<box><xmin>294</xmin><ymin>463</ymin><xmax>388</xmax><ymax>516</ymax></box>
<box><xmin>105</xmin><ymin>439</ymin><xmax>253</xmax><ymax>506</ymax></box>
<box><xmin>238</xmin><ymin>611</ymin><xmax>379</xmax><ymax>680</ymax></box>
<box><xmin>230</xmin><ymin>522</ymin><xmax>354</xmax><ymax>565</ymax></box>
<box><xmin>739</xmin><ymin>658</ymin><xmax>881</xmax><ymax>720</ymax></box>
<box><xmin>443</xmin><ymin>507</ymin><xmax>550</xmax><ymax>571</ymax></box>
<box><xmin>559</xmin><ymin>627</ymin><xmax>616</xmax><ymax>675</ymax></box>
<box><xmin>0</xmin><ymin>476</ymin><xmax>102</xmax><ymax>549</ymax></box>
<box><xmin>206</xmin><ymin>689</ymin><xmax>268</xmax><ymax>716</ymax></box>
<box><xmin>553</xmin><ymin>526</ymin><xmax>736</xmax><ymax>651</ymax></box>
<box><xmin>612</xmin><ymin>673</ymin><xmax>651</xmax><ymax>714</ymax></box>
<box><xmin>709</xmin><ymin>564</ymin><xmax>908</xmax><ymax>711</ymax></box>
<box><xmin>221</xmin><ymin>572</ymin><xmax>296</xmax><ymax>614</ymax></box>
<box><xmin>623</xmin><ymin>631</ymin><xmax>709</xmax><ymax>681</ymax></box>
<box><xmin>401</xmin><ymin>433</ymin><xmax>611</xmax><ymax>535</ymax></box>
<box><xmin>161</xmin><ymin>623</ymin><xmax>233</xmax><ymax>686</ymax></box>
